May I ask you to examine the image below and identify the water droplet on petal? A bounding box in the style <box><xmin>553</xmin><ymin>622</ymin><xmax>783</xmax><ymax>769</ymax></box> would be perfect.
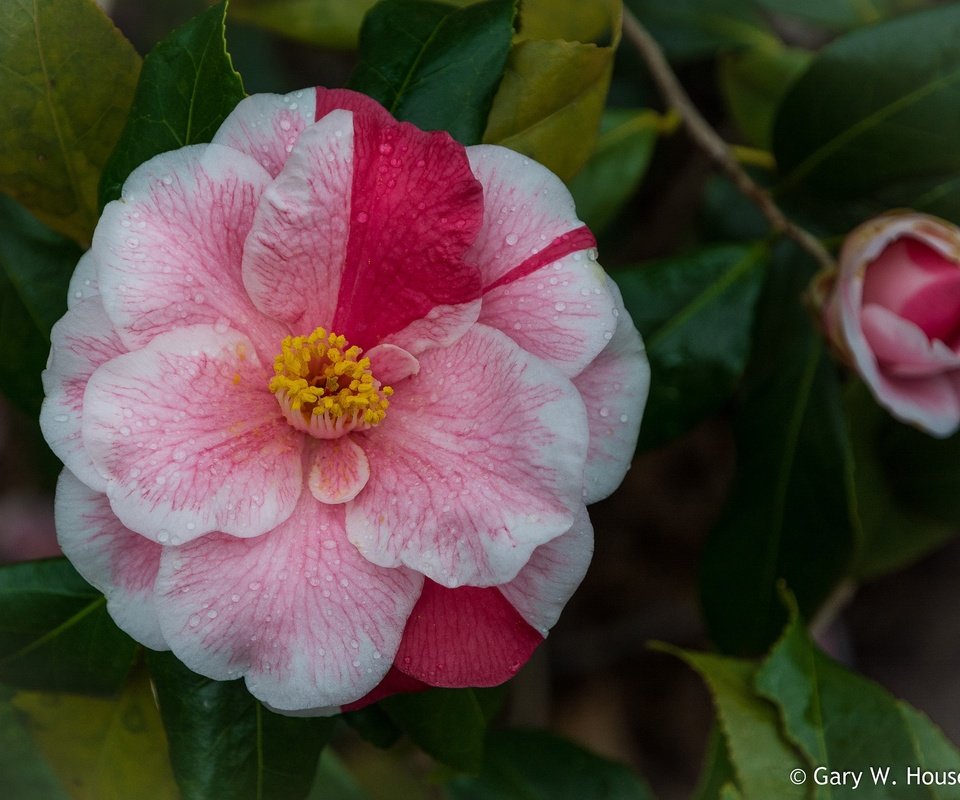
<box><xmin>188</xmin><ymin>614</ymin><xmax>201</xmax><ymax>627</ymax></box>
<box><xmin>505</xmin><ymin>233</ymin><xmax>519</xmax><ymax>246</ymax></box>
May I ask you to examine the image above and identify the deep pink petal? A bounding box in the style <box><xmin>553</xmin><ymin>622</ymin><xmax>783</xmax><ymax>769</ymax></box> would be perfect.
<box><xmin>347</xmin><ymin>325</ymin><xmax>589</xmax><ymax>587</ymax></box>
<box><xmin>313</xmin><ymin>87</ymin><xmax>396</xmax><ymax>126</ymax></box>
<box><xmin>154</xmin><ymin>494</ymin><xmax>423</xmax><ymax>712</ymax></box>
<box><xmin>330</xmin><ymin>112</ymin><xmax>483</xmax><ymax>350</ymax></box>
<box><xmin>55</xmin><ymin>470</ymin><xmax>166</xmax><ymax>650</ymax></box>
<box><xmin>341</xmin><ymin>666</ymin><xmax>429</xmax><ymax>711</ymax></box>
<box><xmin>466</xmin><ymin>145</ymin><xmax>615</xmax><ymax>377</ymax></box>
<box><xmin>573</xmin><ymin>279</ymin><xmax>650</xmax><ymax>503</ymax></box>
<box><xmin>94</xmin><ymin>143</ymin><xmax>284</xmax><ymax>354</ymax></box>
<box><xmin>393</xmin><ymin>580</ymin><xmax>542</xmax><ymax>687</ymax></box>
<box><xmin>241</xmin><ymin>111</ymin><xmax>355</xmax><ymax>330</ymax></box>
<box><xmin>82</xmin><ymin>325</ymin><xmax>304</xmax><ymax>543</ymax></box>
<box><xmin>308</xmin><ymin>438</ymin><xmax>370</xmax><ymax>504</ymax></box>
<box><xmin>861</xmin><ymin>304</ymin><xmax>960</xmax><ymax>377</ymax></box>
<box><xmin>499</xmin><ymin>505</ymin><xmax>593</xmax><ymax>635</ymax></box>
<box><xmin>40</xmin><ymin>297</ymin><xmax>127</xmax><ymax>492</ymax></box>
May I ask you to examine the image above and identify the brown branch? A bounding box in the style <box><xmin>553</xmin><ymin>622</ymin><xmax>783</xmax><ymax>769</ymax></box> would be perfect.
<box><xmin>621</xmin><ymin>8</ymin><xmax>836</xmax><ymax>274</ymax></box>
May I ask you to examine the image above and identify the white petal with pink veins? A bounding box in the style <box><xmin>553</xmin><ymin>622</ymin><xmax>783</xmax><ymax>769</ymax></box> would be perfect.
<box><xmin>154</xmin><ymin>494</ymin><xmax>423</xmax><ymax>712</ymax></box>
<box><xmin>242</xmin><ymin>110</ymin><xmax>354</xmax><ymax>330</ymax></box>
<box><xmin>82</xmin><ymin>325</ymin><xmax>304</xmax><ymax>543</ymax></box>
<box><xmin>67</xmin><ymin>250</ymin><xmax>100</xmax><ymax>309</ymax></box>
<box><xmin>365</xmin><ymin>343</ymin><xmax>420</xmax><ymax>385</ymax></box>
<box><xmin>466</xmin><ymin>145</ymin><xmax>615</xmax><ymax>377</ymax></box>
<box><xmin>573</xmin><ymin>279</ymin><xmax>650</xmax><ymax>503</ymax></box>
<box><xmin>212</xmin><ymin>88</ymin><xmax>318</xmax><ymax>177</ymax></box>
<box><xmin>499</xmin><ymin>505</ymin><xmax>594</xmax><ymax>635</ymax></box>
<box><xmin>40</xmin><ymin>297</ymin><xmax>127</xmax><ymax>493</ymax></box>
<box><xmin>309</xmin><ymin>438</ymin><xmax>371</xmax><ymax>504</ymax></box>
<box><xmin>95</xmin><ymin>143</ymin><xmax>284</xmax><ymax>355</ymax></box>
<box><xmin>347</xmin><ymin>324</ymin><xmax>589</xmax><ymax>588</ymax></box>
<box><xmin>55</xmin><ymin>470</ymin><xmax>166</xmax><ymax>650</ymax></box>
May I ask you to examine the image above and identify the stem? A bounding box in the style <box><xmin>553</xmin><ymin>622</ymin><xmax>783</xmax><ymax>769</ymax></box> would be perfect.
<box><xmin>621</xmin><ymin>8</ymin><xmax>836</xmax><ymax>274</ymax></box>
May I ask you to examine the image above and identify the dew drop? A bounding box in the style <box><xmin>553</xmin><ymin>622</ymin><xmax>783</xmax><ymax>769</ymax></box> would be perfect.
<box><xmin>279</xmin><ymin>118</ymin><xmax>291</xmax><ymax>131</ymax></box>
<box><xmin>248</xmin><ymin>581</ymin><xmax>262</xmax><ymax>591</ymax></box>
<box><xmin>379</xmin><ymin>142</ymin><xmax>393</xmax><ymax>155</ymax></box>
<box><xmin>620</xmin><ymin>414</ymin><xmax>629</xmax><ymax>423</ymax></box>
<box><xmin>231</xmin><ymin>594</ymin><xmax>241</xmax><ymax>603</ymax></box>
<box><xmin>356</xmin><ymin>211</ymin><xmax>368</xmax><ymax>223</ymax></box>
<box><xmin>54</xmin><ymin>414</ymin><xmax>69</xmax><ymax>423</ymax></box>
<box><xmin>505</xmin><ymin>233</ymin><xmax>519</xmax><ymax>246</ymax></box>
<box><xmin>119</xmin><ymin>425</ymin><xmax>131</xmax><ymax>436</ymax></box>
<box><xmin>554</xmin><ymin>302</ymin><xmax>567</xmax><ymax>312</ymax></box>
<box><xmin>188</xmin><ymin>614</ymin><xmax>201</xmax><ymax>627</ymax></box>
<box><xmin>207</xmin><ymin>609</ymin><xmax>218</xmax><ymax>619</ymax></box>
<box><xmin>599</xmin><ymin>406</ymin><xmax>610</xmax><ymax>418</ymax></box>
<box><xmin>162</xmin><ymin>175</ymin><xmax>173</xmax><ymax>185</ymax></box>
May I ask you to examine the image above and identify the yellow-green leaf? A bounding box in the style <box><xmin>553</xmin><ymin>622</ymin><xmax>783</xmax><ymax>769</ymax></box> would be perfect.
<box><xmin>0</xmin><ymin>0</ymin><xmax>141</xmax><ymax>246</ymax></box>
<box><xmin>13</xmin><ymin>671</ymin><xmax>179</xmax><ymax>800</ymax></box>
<box><xmin>483</xmin><ymin>0</ymin><xmax>621</xmax><ymax>181</ymax></box>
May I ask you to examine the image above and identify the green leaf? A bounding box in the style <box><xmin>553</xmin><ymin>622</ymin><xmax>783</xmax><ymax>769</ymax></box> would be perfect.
<box><xmin>614</xmin><ymin>243</ymin><xmax>767</xmax><ymax>451</ymax></box>
<box><xmin>0</xmin><ymin>558</ymin><xmax>137</xmax><ymax>694</ymax></box>
<box><xmin>0</xmin><ymin>696</ymin><xmax>69</xmax><ymax>800</ymax></box>
<box><xmin>348</xmin><ymin>0</ymin><xmax>514</xmax><ymax>146</ymax></box>
<box><xmin>699</xmin><ymin>245</ymin><xmax>856</xmax><ymax>655</ymax></box>
<box><xmin>447</xmin><ymin>728</ymin><xmax>653</xmax><ymax>800</ymax></box>
<box><xmin>568</xmin><ymin>108</ymin><xmax>662</xmax><ymax>235</ymax></box>
<box><xmin>307</xmin><ymin>750</ymin><xmax>374</xmax><ymax>800</ymax></box>
<box><xmin>483</xmin><ymin>0</ymin><xmax>620</xmax><ymax>181</ymax></box>
<box><xmin>719</xmin><ymin>46</ymin><xmax>811</xmax><ymax>150</ymax></box>
<box><xmin>845</xmin><ymin>381</ymin><xmax>955</xmax><ymax>580</ymax></box>
<box><xmin>380</xmin><ymin>688</ymin><xmax>486</xmax><ymax>773</ymax></box>
<box><xmin>12</xmin><ymin>669</ymin><xmax>179</xmax><ymax>800</ymax></box>
<box><xmin>661</xmin><ymin>644</ymin><xmax>806</xmax><ymax>800</ymax></box>
<box><xmin>341</xmin><ymin>704</ymin><xmax>403</xmax><ymax>749</ymax></box>
<box><xmin>0</xmin><ymin>195</ymin><xmax>80</xmax><ymax>416</ymax></box>
<box><xmin>754</xmin><ymin>0</ymin><xmax>935</xmax><ymax>32</ymax></box>
<box><xmin>99</xmin><ymin>1</ymin><xmax>246</xmax><ymax>207</ymax></box>
<box><xmin>624</xmin><ymin>0</ymin><xmax>777</xmax><ymax>62</ymax></box>
<box><xmin>756</xmin><ymin>601</ymin><xmax>960</xmax><ymax>799</ymax></box>
<box><xmin>0</xmin><ymin>0</ymin><xmax>140</xmax><ymax>246</ymax></box>
<box><xmin>227</xmin><ymin>0</ymin><xmax>378</xmax><ymax>48</ymax></box>
<box><xmin>774</xmin><ymin>4</ymin><xmax>960</xmax><ymax>225</ymax></box>
<box><xmin>146</xmin><ymin>650</ymin><xmax>334</xmax><ymax>800</ymax></box>
<box><xmin>692</xmin><ymin>727</ymin><xmax>738</xmax><ymax>800</ymax></box>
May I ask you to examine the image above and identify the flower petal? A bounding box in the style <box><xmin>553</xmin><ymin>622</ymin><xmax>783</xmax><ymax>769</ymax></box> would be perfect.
<box><xmin>573</xmin><ymin>279</ymin><xmax>650</xmax><ymax>503</ymax></box>
<box><xmin>67</xmin><ymin>250</ymin><xmax>100</xmax><ymax>309</ymax></box>
<box><xmin>347</xmin><ymin>324</ymin><xmax>589</xmax><ymax>587</ymax></box>
<box><xmin>40</xmin><ymin>297</ymin><xmax>126</xmax><ymax>492</ymax></box>
<box><xmin>366</xmin><ymin>343</ymin><xmax>420</xmax><ymax>385</ymax></box>
<box><xmin>331</xmin><ymin>113</ymin><xmax>483</xmax><ymax>350</ymax></box>
<box><xmin>55</xmin><ymin>469</ymin><xmax>166</xmax><ymax>650</ymax></box>
<box><xmin>241</xmin><ymin>110</ymin><xmax>355</xmax><ymax>331</ymax></box>
<box><xmin>154</xmin><ymin>495</ymin><xmax>423</xmax><ymax>712</ymax></box>
<box><xmin>393</xmin><ymin>580</ymin><xmax>542</xmax><ymax>687</ymax></box>
<box><xmin>95</xmin><ymin>143</ymin><xmax>283</xmax><ymax>353</ymax></box>
<box><xmin>861</xmin><ymin>303</ymin><xmax>960</xmax><ymax>377</ymax></box>
<box><xmin>308</xmin><ymin>438</ymin><xmax>370</xmax><ymax>505</ymax></box>
<box><xmin>467</xmin><ymin>145</ymin><xmax>615</xmax><ymax>377</ymax></box>
<box><xmin>499</xmin><ymin>505</ymin><xmax>593</xmax><ymax>635</ymax></box>
<box><xmin>82</xmin><ymin>325</ymin><xmax>303</xmax><ymax>543</ymax></box>
<box><xmin>341</xmin><ymin>666</ymin><xmax>429</xmax><ymax>711</ymax></box>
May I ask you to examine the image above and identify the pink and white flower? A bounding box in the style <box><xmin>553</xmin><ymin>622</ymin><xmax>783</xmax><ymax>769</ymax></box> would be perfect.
<box><xmin>824</xmin><ymin>211</ymin><xmax>960</xmax><ymax>437</ymax></box>
<box><xmin>40</xmin><ymin>88</ymin><xmax>649</xmax><ymax>712</ymax></box>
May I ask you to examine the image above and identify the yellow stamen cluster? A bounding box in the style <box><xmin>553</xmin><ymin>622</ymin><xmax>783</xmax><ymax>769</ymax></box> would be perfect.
<box><xmin>269</xmin><ymin>327</ymin><xmax>393</xmax><ymax>438</ymax></box>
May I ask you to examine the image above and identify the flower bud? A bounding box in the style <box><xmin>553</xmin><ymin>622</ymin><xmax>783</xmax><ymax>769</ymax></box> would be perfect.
<box><xmin>824</xmin><ymin>211</ymin><xmax>960</xmax><ymax>437</ymax></box>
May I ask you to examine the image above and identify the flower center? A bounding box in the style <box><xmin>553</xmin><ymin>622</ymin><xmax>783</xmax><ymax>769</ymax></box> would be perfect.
<box><xmin>268</xmin><ymin>327</ymin><xmax>393</xmax><ymax>439</ymax></box>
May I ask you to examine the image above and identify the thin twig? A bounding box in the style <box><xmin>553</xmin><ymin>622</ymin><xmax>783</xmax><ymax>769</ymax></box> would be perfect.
<box><xmin>621</xmin><ymin>8</ymin><xmax>836</xmax><ymax>274</ymax></box>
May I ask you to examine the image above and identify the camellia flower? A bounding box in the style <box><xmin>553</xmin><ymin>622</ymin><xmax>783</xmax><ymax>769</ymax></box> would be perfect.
<box><xmin>40</xmin><ymin>88</ymin><xmax>649</xmax><ymax>712</ymax></box>
<box><xmin>823</xmin><ymin>211</ymin><xmax>960</xmax><ymax>438</ymax></box>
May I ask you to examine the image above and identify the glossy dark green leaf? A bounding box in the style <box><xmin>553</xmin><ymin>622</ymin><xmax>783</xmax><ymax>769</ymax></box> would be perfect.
<box><xmin>349</xmin><ymin>0</ymin><xmax>515</xmax><ymax>145</ymax></box>
<box><xmin>146</xmin><ymin>650</ymin><xmax>335</xmax><ymax>800</ymax></box>
<box><xmin>775</xmin><ymin>4</ymin><xmax>960</xmax><ymax>224</ymax></box>
<box><xmin>719</xmin><ymin>46</ymin><xmax>811</xmax><ymax>150</ymax></box>
<box><xmin>0</xmin><ymin>196</ymin><xmax>80</xmax><ymax>415</ymax></box>
<box><xmin>568</xmin><ymin>108</ymin><xmax>661</xmax><ymax>235</ymax></box>
<box><xmin>845</xmin><ymin>382</ymin><xmax>955</xmax><ymax>580</ymax></box>
<box><xmin>0</xmin><ymin>558</ymin><xmax>137</xmax><ymax>693</ymax></box>
<box><xmin>341</xmin><ymin>704</ymin><xmax>402</xmax><ymax>749</ymax></box>
<box><xmin>624</xmin><ymin>0</ymin><xmax>776</xmax><ymax>62</ymax></box>
<box><xmin>756</xmin><ymin>601</ymin><xmax>960</xmax><ymax>800</ymax></box>
<box><xmin>99</xmin><ymin>1</ymin><xmax>246</xmax><ymax>207</ymax></box>
<box><xmin>380</xmin><ymin>688</ymin><xmax>486</xmax><ymax>773</ymax></box>
<box><xmin>447</xmin><ymin>729</ymin><xmax>653</xmax><ymax>800</ymax></box>
<box><xmin>700</xmin><ymin>246</ymin><xmax>856</xmax><ymax>655</ymax></box>
<box><xmin>755</xmin><ymin>0</ymin><xmax>935</xmax><ymax>32</ymax></box>
<box><xmin>614</xmin><ymin>243</ymin><xmax>767</xmax><ymax>451</ymax></box>
<box><xmin>662</xmin><ymin>644</ymin><xmax>805</xmax><ymax>800</ymax></box>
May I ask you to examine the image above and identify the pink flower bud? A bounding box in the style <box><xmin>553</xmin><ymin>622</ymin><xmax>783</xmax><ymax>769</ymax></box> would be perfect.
<box><xmin>824</xmin><ymin>212</ymin><xmax>960</xmax><ymax>437</ymax></box>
